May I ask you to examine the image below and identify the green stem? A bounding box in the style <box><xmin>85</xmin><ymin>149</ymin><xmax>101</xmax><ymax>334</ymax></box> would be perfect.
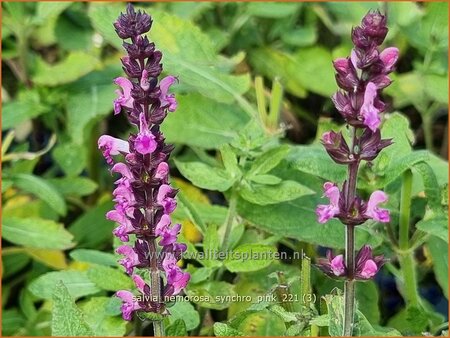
<box><xmin>220</xmin><ymin>190</ymin><xmax>238</xmax><ymax>253</ymax></box>
<box><xmin>153</xmin><ymin>320</ymin><xmax>164</xmax><ymax>337</ymax></box>
<box><xmin>148</xmin><ymin>239</ymin><xmax>165</xmax><ymax>336</ymax></box>
<box><xmin>422</xmin><ymin>115</ymin><xmax>434</xmax><ymax>152</ymax></box>
<box><xmin>343</xmin><ymin>225</ymin><xmax>356</xmax><ymax>336</ymax></box>
<box><xmin>398</xmin><ymin>169</ymin><xmax>420</xmax><ymax>306</ymax></box>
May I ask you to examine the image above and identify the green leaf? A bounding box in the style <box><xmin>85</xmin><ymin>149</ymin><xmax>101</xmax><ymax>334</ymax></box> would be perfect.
<box><xmin>239</xmin><ymin>180</ymin><xmax>314</xmax><ymax>205</ymax></box>
<box><xmin>424</xmin><ymin>74</ymin><xmax>448</xmax><ymax>104</ymax></box>
<box><xmin>69</xmin><ymin>200</ymin><xmax>115</xmax><ymax>248</ymax></box>
<box><xmin>186</xmin><ymin>281</ymin><xmax>236</xmax><ymax>310</ymax></box>
<box><xmin>2</xmin><ymin>309</ymin><xmax>26</xmax><ymax>336</ymax></box>
<box><xmin>427</xmin><ymin>236</ymin><xmax>449</xmax><ymax>298</ymax></box>
<box><xmin>29</xmin><ymin>271</ymin><xmax>100</xmax><ymax>299</ymax></box>
<box><xmin>248</xmin><ymin>145</ymin><xmax>290</xmax><ymax>177</ymax></box>
<box><xmin>220</xmin><ymin>145</ymin><xmax>241</xmax><ymax>179</ymax></box>
<box><xmin>382</xmin><ymin>150</ymin><xmax>429</xmax><ymax>186</ymax></box>
<box><xmin>2</xmin><ymin>252</ymin><xmax>30</xmax><ymax>278</ymax></box>
<box><xmin>48</xmin><ymin>177</ymin><xmax>98</xmax><ymax>197</ymax></box>
<box><xmin>2</xmin><ymin>92</ymin><xmax>47</xmax><ymax>130</ymax></box>
<box><xmin>32</xmin><ymin>52</ymin><xmax>99</xmax><ymax>86</ymax></box>
<box><xmin>79</xmin><ymin>297</ymin><xmax>127</xmax><ymax>336</ymax></box>
<box><xmin>35</xmin><ymin>2</ymin><xmax>72</xmax><ymax>22</ymax></box>
<box><xmin>162</xmin><ymin>94</ymin><xmax>250</xmax><ymax>149</ymax></box>
<box><xmin>250</xmin><ymin>47</ymin><xmax>335</xmax><ymax>97</ymax></box>
<box><xmin>231</xmin><ymin>309</ymin><xmax>286</xmax><ymax>336</ymax></box>
<box><xmin>10</xmin><ymin>173</ymin><xmax>66</xmax><ymax>215</ymax></box>
<box><xmin>238</xmin><ymin>195</ymin><xmax>382</xmax><ymax>249</ymax></box>
<box><xmin>249</xmin><ymin>174</ymin><xmax>282</xmax><ymax>185</ymax></box>
<box><xmin>246</xmin><ymin>2</ymin><xmax>301</xmax><ymax>18</ymax></box>
<box><xmin>53</xmin><ymin>142</ymin><xmax>87</xmax><ymax>177</ymax></box>
<box><xmin>214</xmin><ymin>322</ymin><xmax>244</xmax><ymax>337</ymax></box>
<box><xmin>214</xmin><ymin>322</ymin><xmax>244</xmax><ymax>336</ymax></box>
<box><xmin>224</xmin><ymin>244</ymin><xmax>277</xmax><ymax>272</ymax></box>
<box><xmin>51</xmin><ymin>281</ymin><xmax>94</xmax><ymax>336</ymax></box>
<box><xmin>289</xmin><ymin>145</ymin><xmax>347</xmax><ymax>182</ymax></box>
<box><xmin>175</xmin><ymin>160</ymin><xmax>234</xmax><ymax>192</ymax></box>
<box><xmin>166</xmin><ymin>319</ymin><xmax>187</xmax><ymax>336</ymax></box>
<box><xmin>70</xmin><ymin>249</ymin><xmax>118</xmax><ymax>267</ymax></box>
<box><xmin>167</xmin><ymin>301</ymin><xmax>200</xmax><ymax>331</ymax></box>
<box><xmin>203</xmin><ymin>224</ymin><xmax>220</xmax><ymax>254</ymax></box>
<box><xmin>416</xmin><ymin>217</ymin><xmax>448</xmax><ymax>243</ymax></box>
<box><xmin>414</xmin><ymin>161</ymin><xmax>444</xmax><ymax>212</ymax></box>
<box><xmin>2</xmin><ymin>217</ymin><xmax>74</xmax><ymax>250</ymax></box>
<box><xmin>87</xmin><ymin>265</ymin><xmax>133</xmax><ymax>291</ymax></box>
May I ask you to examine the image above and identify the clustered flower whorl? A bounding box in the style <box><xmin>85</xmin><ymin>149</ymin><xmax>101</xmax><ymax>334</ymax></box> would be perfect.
<box><xmin>316</xmin><ymin>11</ymin><xmax>397</xmax><ymax>280</ymax></box>
<box><xmin>98</xmin><ymin>4</ymin><xmax>189</xmax><ymax>321</ymax></box>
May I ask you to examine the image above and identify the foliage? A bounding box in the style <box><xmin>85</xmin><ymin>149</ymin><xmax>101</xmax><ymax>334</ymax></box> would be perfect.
<box><xmin>2</xmin><ymin>2</ymin><xmax>448</xmax><ymax>337</ymax></box>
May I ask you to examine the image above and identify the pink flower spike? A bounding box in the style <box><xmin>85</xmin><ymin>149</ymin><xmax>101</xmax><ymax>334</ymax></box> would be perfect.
<box><xmin>360</xmin><ymin>82</ymin><xmax>381</xmax><ymax>132</ymax></box>
<box><xmin>365</xmin><ymin>190</ymin><xmax>390</xmax><ymax>223</ymax></box>
<box><xmin>98</xmin><ymin>135</ymin><xmax>130</xmax><ymax>165</ymax></box>
<box><xmin>113</xmin><ymin>77</ymin><xmax>134</xmax><ymax>115</ymax></box>
<box><xmin>316</xmin><ymin>182</ymin><xmax>340</xmax><ymax>224</ymax></box>
<box><xmin>159</xmin><ymin>76</ymin><xmax>177</xmax><ymax>112</ymax></box>
<box><xmin>134</xmin><ymin>113</ymin><xmax>157</xmax><ymax>155</ymax></box>
<box><xmin>360</xmin><ymin>259</ymin><xmax>378</xmax><ymax>279</ymax></box>
<box><xmin>379</xmin><ymin>47</ymin><xmax>399</xmax><ymax>73</ymax></box>
<box><xmin>330</xmin><ymin>255</ymin><xmax>346</xmax><ymax>276</ymax></box>
<box><xmin>116</xmin><ymin>290</ymin><xmax>141</xmax><ymax>321</ymax></box>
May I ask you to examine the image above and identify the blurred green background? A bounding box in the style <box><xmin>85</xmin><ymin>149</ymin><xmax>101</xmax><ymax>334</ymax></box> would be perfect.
<box><xmin>2</xmin><ymin>2</ymin><xmax>448</xmax><ymax>336</ymax></box>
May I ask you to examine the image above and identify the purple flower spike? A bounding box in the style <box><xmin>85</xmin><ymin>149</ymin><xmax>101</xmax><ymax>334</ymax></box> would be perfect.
<box><xmin>365</xmin><ymin>191</ymin><xmax>390</xmax><ymax>223</ymax></box>
<box><xmin>316</xmin><ymin>182</ymin><xmax>341</xmax><ymax>223</ymax></box>
<box><xmin>102</xmin><ymin>4</ymin><xmax>189</xmax><ymax>320</ymax></box>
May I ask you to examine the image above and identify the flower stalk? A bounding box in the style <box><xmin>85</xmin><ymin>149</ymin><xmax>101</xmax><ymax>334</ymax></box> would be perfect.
<box><xmin>315</xmin><ymin>11</ymin><xmax>398</xmax><ymax>336</ymax></box>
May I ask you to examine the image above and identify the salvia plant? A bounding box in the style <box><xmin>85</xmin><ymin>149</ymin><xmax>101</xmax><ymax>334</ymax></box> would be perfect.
<box><xmin>315</xmin><ymin>11</ymin><xmax>398</xmax><ymax>336</ymax></box>
<box><xmin>98</xmin><ymin>4</ymin><xmax>189</xmax><ymax>335</ymax></box>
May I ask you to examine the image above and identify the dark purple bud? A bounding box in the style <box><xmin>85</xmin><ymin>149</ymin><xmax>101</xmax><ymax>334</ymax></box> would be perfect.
<box><xmin>351</xmin><ymin>27</ymin><xmax>372</xmax><ymax>49</ymax></box>
<box><xmin>355</xmin><ymin>245</ymin><xmax>387</xmax><ymax>280</ymax></box>
<box><xmin>333</xmin><ymin>58</ymin><xmax>359</xmax><ymax>91</ymax></box>
<box><xmin>121</xmin><ymin>56</ymin><xmax>142</xmax><ymax>78</ymax></box>
<box><xmin>360</xmin><ymin>11</ymin><xmax>388</xmax><ymax>45</ymax></box>
<box><xmin>358</xmin><ymin>128</ymin><xmax>392</xmax><ymax>161</ymax></box>
<box><xmin>352</xmin><ymin>47</ymin><xmax>379</xmax><ymax>69</ymax></box>
<box><xmin>370</xmin><ymin>74</ymin><xmax>392</xmax><ymax>89</ymax></box>
<box><xmin>332</xmin><ymin>92</ymin><xmax>354</xmax><ymax>119</ymax></box>
<box><xmin>321</xmin><ymin>131</ymin><xmax>354</xmax><ymax>164</ymax></box>
<box><xmin>114</xmin><ymin>3</ymin><xmax>152</xmax><ymax>40</ymax></box>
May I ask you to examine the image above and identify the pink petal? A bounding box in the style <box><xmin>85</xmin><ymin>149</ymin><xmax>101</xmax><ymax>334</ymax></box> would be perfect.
<box><xmin>330</xmin><ymin>254</ymin><xmax>345</xmax><ymax>276</ymax></box>
<box><xmin>360</xmin><ymin>259</ymin><xmax>378</xmax><ymax>278</ymax></box>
